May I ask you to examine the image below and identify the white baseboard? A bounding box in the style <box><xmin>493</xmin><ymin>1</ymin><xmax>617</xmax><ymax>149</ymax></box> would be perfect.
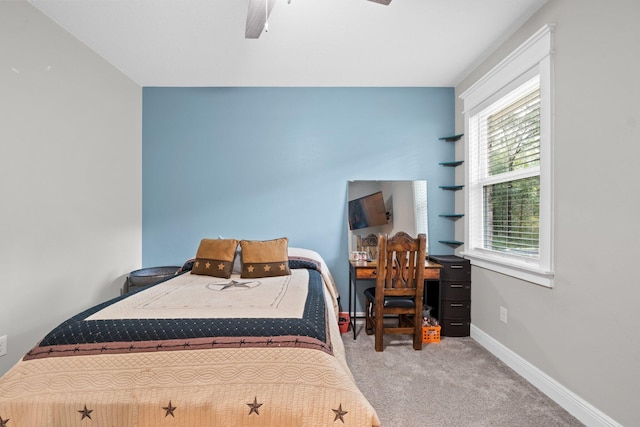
<box><xmin>470</xmin><ymin>324</ymin><xmax>621</xmax><ymax>427</ymax></box>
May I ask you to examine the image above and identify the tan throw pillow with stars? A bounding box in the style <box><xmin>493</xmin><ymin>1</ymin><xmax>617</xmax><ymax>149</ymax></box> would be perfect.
<box><xmin>191</xmin><ymin>238</ymin><xmax>239</xmax><ymax>278</ymax></box>
<box><xmin>240</xmin><ymin>238</ymin><xmax>291</xmax><ymax>278</ymax></box>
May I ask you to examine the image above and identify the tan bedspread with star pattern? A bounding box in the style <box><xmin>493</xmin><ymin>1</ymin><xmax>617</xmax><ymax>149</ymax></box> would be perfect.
<box><xmin>0</xmin><ymin>249</ymin><xmax>380</xmax><ymax>427</ymax></box>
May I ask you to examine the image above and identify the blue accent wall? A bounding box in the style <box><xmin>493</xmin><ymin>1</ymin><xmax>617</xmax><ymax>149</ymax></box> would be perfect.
<box><xmin>142</xmin><ymin>87</ymin><xmax>455</xmax><ymax>299</ymax></box>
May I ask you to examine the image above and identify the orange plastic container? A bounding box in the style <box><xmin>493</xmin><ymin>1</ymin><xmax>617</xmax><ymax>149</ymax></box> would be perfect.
<box><xmin>422</xmin><ymin>325</ymin><xmax>441</xmax><ymax>343</ymax></box>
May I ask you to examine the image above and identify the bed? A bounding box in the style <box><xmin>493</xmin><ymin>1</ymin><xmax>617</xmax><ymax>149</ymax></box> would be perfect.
<box><xmin>0</xmin><ymin>240</ymin><xmax>380</xmax><ymax>427</ymax></box>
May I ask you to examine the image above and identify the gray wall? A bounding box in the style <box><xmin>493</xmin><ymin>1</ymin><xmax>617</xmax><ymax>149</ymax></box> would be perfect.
<box><xmin>0</xmin><ymin>0</ymin><xmax>142</xmax><ymax>374</ymax></box>
<box><xmin>455</xmin><ymin>1</ymin><xmax>640</xmax><ymax>425</ymax></box>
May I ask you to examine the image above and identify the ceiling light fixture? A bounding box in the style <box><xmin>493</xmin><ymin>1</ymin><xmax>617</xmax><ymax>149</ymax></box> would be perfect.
<box><xmin>246</xmin><ymin>0</ymin><xmax>389</xmax><ymax>39</ymax></box>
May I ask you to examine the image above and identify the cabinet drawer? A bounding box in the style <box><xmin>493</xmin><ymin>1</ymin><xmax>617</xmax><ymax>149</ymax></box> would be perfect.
<box><xmin>440</xmin><ymin>264</ymin><xmax>471</xmax><ymax>281</ymax></box>
<box><xmin>440</xmin><ymin>318</ymin><xmax>471</xmax><ymax>337</ymax></box>
<box><xmin>429</xmin><ymin>255</ymin><xmax>471</xmax><ymax>281</ymax></box>
<box><xmin>440</xmin><ymin>300</ymin><xmax>471</xmax><ymax>319</ymax></box>
<box><xmin>440</xmin><ymin>280</ymin><xmax>471</xmax><ymax>300</ymax></box>
<box><xmin>355</xmin><ymin>268</ymin><xmax>377</xmax><ymax>280</ymax></box>
<box><xmin>353</xmin><ymin>266</ymin><xmax>440</xmax><ymax>280</ymax></box>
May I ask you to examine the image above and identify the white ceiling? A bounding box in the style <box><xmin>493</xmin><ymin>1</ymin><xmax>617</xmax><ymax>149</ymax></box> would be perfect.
<box><xmin>27</xmin><ymin>0</ymin><xmax>548</xmax><ymax>87</ymax></box>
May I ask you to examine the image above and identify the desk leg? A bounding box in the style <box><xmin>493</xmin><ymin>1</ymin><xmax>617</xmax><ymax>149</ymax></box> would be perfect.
<box><xmin>349</xmin><ymin>268</ymin><xmax>357</xmax><ymax>339</ymax></box>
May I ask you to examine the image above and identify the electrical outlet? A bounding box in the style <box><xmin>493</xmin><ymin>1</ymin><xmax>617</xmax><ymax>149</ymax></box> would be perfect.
<box><xmin>500</xmin><ymin>306</ymin><xmax>508</xmax><ymax>324</ymax></box>
<box><xmin>0</xmin><ymin>335</ymin><xmax>7</xmax><ymax>357</ymax></box>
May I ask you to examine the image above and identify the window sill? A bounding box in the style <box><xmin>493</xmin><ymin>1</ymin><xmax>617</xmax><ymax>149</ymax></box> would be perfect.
<box><xmin>460</xmin><ymin>250</ymin><xmax>554</xmax><ymax>288</ymax></box>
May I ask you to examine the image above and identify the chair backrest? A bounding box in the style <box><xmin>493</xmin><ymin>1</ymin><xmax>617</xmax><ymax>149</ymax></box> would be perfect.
<box><xmin>375</xmin><ymin>232</ymin><xmax>427</xmax><ymax>299</ymax></box>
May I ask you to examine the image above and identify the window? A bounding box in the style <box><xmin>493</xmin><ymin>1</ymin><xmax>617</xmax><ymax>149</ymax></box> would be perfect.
<box><xmin>413</xmin><ymin>179</ymin><xmax>428</xmax><ymax>244</ymax></box>
<box><xmin>460</xmin><ymin>25</ymin><xmax>554</xmax><ymax>287</ymax></box>
<box><xmin>473</xmin><ymin>77</ymin><xmax>540</xmax><ymax>257</ymax></box>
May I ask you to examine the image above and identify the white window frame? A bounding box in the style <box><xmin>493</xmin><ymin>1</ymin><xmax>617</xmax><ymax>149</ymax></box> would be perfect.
<box><xmin>460</xmin><ymin>25</ymin><xmax>554</xmax><ymax>287</ymax></box>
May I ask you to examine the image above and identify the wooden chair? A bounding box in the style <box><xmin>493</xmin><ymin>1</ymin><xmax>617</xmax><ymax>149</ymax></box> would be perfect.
<box><xmin>364</xmin><ymin>232</ymin><xmax>426</xmax><ymax>351</ymax></box>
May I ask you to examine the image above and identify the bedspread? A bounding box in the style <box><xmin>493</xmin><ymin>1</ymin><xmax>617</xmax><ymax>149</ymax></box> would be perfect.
<box><xmin>0</xmin><ymin>250</ymin><xmax>380</xmax><ymax>427</ymax></box>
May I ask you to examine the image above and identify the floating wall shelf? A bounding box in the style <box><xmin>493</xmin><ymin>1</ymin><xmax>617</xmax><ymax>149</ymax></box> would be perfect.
<box><xmin>438</xmin><ymin>133</ymin><xmax>465</xmax><ymax>247</ymax></box>
<box><xmin>439</xmin><ymin>185</ymin><xmax>464</xmax><ymax>191</ymax></box>
<box><xmin>438</xmin><ymin>134</ymin><xmax>464</xmax><ymax>142</ymax></box>
<box><xmin>438</xmin><ymin>240</ymin><xmax>464</xmax><ymax>247</ymax></box>
<box><xmin>439</xmin><ymin>160</ymin><xmax>464</xmax><ymax>167</ymax></box>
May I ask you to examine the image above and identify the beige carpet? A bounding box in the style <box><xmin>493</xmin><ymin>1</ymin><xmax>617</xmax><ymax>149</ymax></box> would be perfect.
<box><xmin>341</xmin><ymin>325</ymin><xmax>583</xmax><ymax>427</ymax></box>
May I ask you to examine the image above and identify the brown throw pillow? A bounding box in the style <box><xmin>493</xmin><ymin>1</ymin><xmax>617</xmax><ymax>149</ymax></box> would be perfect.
<box><xmin>240</xmin><ymin>238</ymin><xmax>291</xmax><ymax>278</ymax></box>
<box><xmin>191</xmin><ymin>238</ymin><xmax>239</xmax><ymax>278</ymax></box>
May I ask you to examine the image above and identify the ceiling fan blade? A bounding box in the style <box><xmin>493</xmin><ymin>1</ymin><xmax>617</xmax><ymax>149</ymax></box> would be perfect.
<box><xmin>246</xmin><ymin>0</ymin><xmax>277</xmax><ymax>39</ymax></box>
<box><xmin>367</xmin><ymin>0</ymin><xmax>392</xmax><ymax>4</ymax></box>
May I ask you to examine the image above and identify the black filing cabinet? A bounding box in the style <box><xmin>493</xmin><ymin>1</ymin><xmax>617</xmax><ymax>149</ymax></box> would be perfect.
<box><xmin>429</xmin><ymin>255</ymin><xmax>471</xmax><ymax>337</ymax></box>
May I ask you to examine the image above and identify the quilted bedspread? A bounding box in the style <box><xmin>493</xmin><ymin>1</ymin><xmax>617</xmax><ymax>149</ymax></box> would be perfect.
<box><xmin>0</xmin><ymin>249</ymin><xmax>380</xmax><ymax>427</ymax></box>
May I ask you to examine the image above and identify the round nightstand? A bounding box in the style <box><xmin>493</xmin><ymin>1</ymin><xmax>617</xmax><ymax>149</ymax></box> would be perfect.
<box><xmin>122</xmin><ymin>266</ymin><xmax>181</xmax><ymax>294</ymax></box>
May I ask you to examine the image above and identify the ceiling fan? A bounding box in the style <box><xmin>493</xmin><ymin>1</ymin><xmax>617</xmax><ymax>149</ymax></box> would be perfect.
<box><xmin>245</xmin><ymin>0</ymin><xmax>392</xmax><ymax>39</ymax></box>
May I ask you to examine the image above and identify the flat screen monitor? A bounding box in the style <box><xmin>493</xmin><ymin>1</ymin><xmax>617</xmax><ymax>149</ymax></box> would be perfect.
<box><xmin>348</xmin><ymin>191</ymin><xmax>388</xmax><ymax>230</ymax></box>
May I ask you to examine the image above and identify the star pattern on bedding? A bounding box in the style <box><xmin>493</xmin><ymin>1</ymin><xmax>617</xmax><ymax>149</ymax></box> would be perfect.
<box><xmin>205</xmin><ymin>261</ymin><xmax>211</xmax><ymax>269</ymax></box>
<box><xmin>78</xmin><ymin>404</ymin><xmax>93</xmax><ymax>420</ymax></box>
<box><xmin>6</xmin><ymin>401</ymin><xmax>352</xmax><ymax>424</ymax></box>
<box><xmin>220</xmin><ymin>280</ymin><xmax>251</xmax><ymax>290</ymax></box>
<box><xmin>264</xmin><ymin>265</ymin><xmax>271</xmax><ymax>272</ymax></box>
<box><xmin>163</xmin><ymin>401</ymin><xmax>176</xmax><ymax>417</ymax></box>
<box><xmin>247</xmin><ymin>397</ymin><xmax>263</xmax><ymax>416</ymax></box>
<box><xmin>217</xmin><ymin>262</ymin><xmax>225</xmax><ymax>271</ymax></box>
<box><xmin>279</xmin><ymin>263</ymin><xmax>287</xmax><ymax>271</ymax></box>
<box><xmin>332</xmin><ymin>404</ymin><xmax>348</xmax><ymax>423</ymax></box>
<box><xmin>0</xmin><ymin>401</ymin><xmax>359</xmax><ymax>425</ymax></box>
<box><xmin>247</xmin><ymin>265</ymin><xmax>255</xmax><ymax>273</ymax></box>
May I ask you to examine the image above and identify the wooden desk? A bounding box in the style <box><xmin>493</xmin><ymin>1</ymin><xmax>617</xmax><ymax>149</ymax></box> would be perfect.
<box><xmin>348</xmin><ymin>259</ymin><xmax>441</xmax><ymax>339</ymax></box>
